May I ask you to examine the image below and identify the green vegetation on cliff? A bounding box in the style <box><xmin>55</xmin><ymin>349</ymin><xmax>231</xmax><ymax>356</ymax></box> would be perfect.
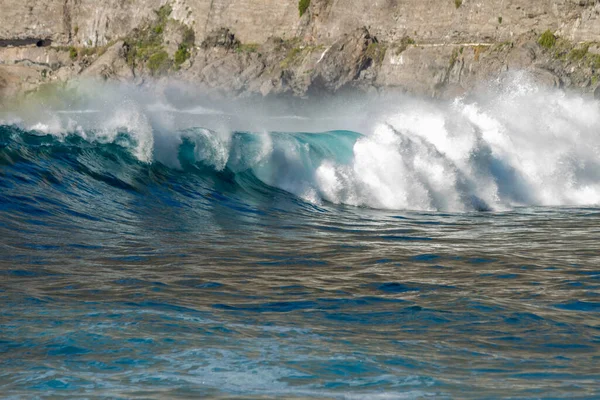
<box><xmin>569</xmin><ymin>44</ymin><xmax>589</xmax><ymax>61</ymax></box>
<box><xmin>538</xmin><ymin>34</ymin><xmax>600</xmax><ymax>70</ymax></box>
<box><xmin>124</xmin><ymin>4</ymin><xmax>196</xmax><ymax>74</ymax></box>
<box><xmin>564</xmin><ymin>43</ymin><xmax>600</xmax><ymax>69</ymax></box>
<box><xmin>235</xmin><ymin>43</ymin><xmax>260</xmax><ymax>53</ymax></box>
<box><xmin>174</xmin><ymin>45</ymin><xmax>190</xmax><ymax>65</ymax></box>
<box><xmin>394</xmin><ymin>36</ymin><xmax>415</xmax><ymax>55</ymax></box>
<box><xmin>125</xmin><ymin>5</ymin><xmax>172</xmax><ymax>69</ymax></box>
<box><xmin>538</xmin><ymin>30</ymin><xmax>556</xmax><ymax>49</ymax></box>
<box><xmin>279</xmin><ymin>39</ymin><xmax>324</xmax><ymax>69</ymax></box>
<box><xmin>299</xmin><ymin>0</ymin><xmax>310</xmax><ymax>17</ymax></box>
<box><xmin>281</xmin><ymin>47</ymin><xmax>305</xmax><ymax>68</ymax></box>
<box><xmin>174</xmin><ymin>25</ymin><xmax>195</xmax><ymax>67</ymax></box>
<box><xmin>365</xmin><ymin>41</ymin><xmax>387</xmax><ymax>65</ymax></box>
<box><xmin>147</xmin><ymin>50</ymin><xmax>170</xmax><ymax>74</ymax></box>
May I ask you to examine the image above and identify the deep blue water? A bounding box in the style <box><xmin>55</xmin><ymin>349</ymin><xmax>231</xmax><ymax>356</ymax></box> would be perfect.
<box><xmin>1</xmin><ymin>110</ymin><xmax>600</xmax><ymax>399</ymax></box>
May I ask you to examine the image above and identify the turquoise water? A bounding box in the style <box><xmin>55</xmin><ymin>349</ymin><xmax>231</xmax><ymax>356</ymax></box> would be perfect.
<box><xmin>1</xmin><ymin>85</ymin><xmax>600</xmax><ymax>398</ymax></box>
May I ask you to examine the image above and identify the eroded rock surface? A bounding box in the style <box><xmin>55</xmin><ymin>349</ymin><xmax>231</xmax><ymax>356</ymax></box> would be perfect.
<box><xmin>2</xmin><ymin>0</ymin><xmax>600</xmax><ymax>101</ymax></box>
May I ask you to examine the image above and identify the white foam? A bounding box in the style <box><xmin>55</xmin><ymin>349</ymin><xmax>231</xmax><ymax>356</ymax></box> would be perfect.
<box><xmin>310</xmin><ymin>78</ymin><xmax>600</xmax><ymax>211</ymax></box>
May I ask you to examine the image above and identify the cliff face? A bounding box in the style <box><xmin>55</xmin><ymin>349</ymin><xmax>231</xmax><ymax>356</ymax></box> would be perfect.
<box><xmin>2</xmin><ymin>0</ymin><xmax>600</xmax><ymax>101</ymax></box>
<box><xmin>5</xmin><ymin>0</ymin><xmax>600</xmax><ymax>46</ymax></box>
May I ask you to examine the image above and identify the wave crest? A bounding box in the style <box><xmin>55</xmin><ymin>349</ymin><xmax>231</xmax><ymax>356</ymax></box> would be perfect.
<box><xmin>2</xmin><ymin>78</ymin><xmax>600</xmax><ymax>211</ymax></box>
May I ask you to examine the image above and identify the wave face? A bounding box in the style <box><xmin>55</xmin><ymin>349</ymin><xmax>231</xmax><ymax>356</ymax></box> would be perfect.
<box><xmin>3</xmin><ymin>79</ymin><xmax>600</xmax><ymax>212</ymax></box>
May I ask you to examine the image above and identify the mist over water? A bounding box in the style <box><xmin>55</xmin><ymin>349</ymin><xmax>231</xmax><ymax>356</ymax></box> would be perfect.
<box><xmin>1</xmin><ymin>76</ymin><xmax>600</xmax><ymax>398</ymax></box>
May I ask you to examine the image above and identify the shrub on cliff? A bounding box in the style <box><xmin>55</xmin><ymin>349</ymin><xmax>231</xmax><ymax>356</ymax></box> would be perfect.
<box><xmin>147</xmin><ymin>51</ymin><xmax>170</xmax><ymax>75</ymax></box>
<box><xmin>125</xmin><ymin>3</ymin><xmax>195</xmax><ymax>73</ymax></box>
<box><xmin>299</xmin><ymin>0</ymin><xmax>310</xmax><ymax>17</ymax></box>
<box><xmin>125</xmin><ymin>5</ymin><xmax>171</xmax><ymax>67</ymax></box>
<box><xmin>174</xmin><ymin>25</ymin><xmax>195</xmax><ymax>67</ymax></box>
<box><xmin>538</xmin><ymin>30</ymin><xmax>556</xmax><ymax>49</ymax></box>
<box><xmin>155</xmin><ymin>4</ymin><xmax>172</xmax><ymax>24</ymax></box>
<box><xmin>174</xmin><ymin>44</ymin><xmax>190</xmax><ymax>66</ymax></box>
<box><xmin>569</xmin><ymin>44</ymin><xmax>589</xmax><ymax>61</ymax></box>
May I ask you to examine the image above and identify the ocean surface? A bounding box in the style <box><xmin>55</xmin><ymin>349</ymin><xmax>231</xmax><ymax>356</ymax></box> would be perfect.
<box><xmin>1</xmin><ymin>80</ymin><xmax>600</xmax><ymax>398</ymax></box>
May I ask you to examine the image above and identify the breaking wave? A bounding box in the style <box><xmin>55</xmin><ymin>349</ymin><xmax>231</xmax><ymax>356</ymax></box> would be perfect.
<box><xmin>2</xmin><ymin>77</ymin><xmax>600</xmax><ymax>212</ymax></box>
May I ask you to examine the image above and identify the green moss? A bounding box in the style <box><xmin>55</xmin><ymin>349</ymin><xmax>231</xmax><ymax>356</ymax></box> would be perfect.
<box><xmin>281</xmin><ymin>47</ymin><xmax>303</xmax><ymax>68</ymax></box>
<box><xmin>298</xmin><ymin>0</ymin><xmax>310</xmax><ymax>17</ymax></box>
<box><xmin>532</xmin><ymin>34</ymin><xmax>600</xmax><ymax>84</ymax></box>
<box><xmin>147</xmin><ymin>50</ymin><xmax>170</xmax><ymax>75</ymax></box>
<box><xmin>589</xmin><ymin>54</ymin><xmax>600</xmax><ymax>69</ymax></box>
<box><xmin>552</xmin><ymin>38</ymin><xmax>594</xmax><ymax>62</ymax></box>
<box><xmin>174</xmin><ymin>25</ymin><xmax>196</xmax><ymax>67</ymax></box>
<box><xmin>61</xmin><ymin>41</ymin><xmax>115</xmax><ymax>60</ymax></box>
<box><xmin>455</xmin><ymin>0</ymin><xmax>462</xmax><ymax>8</ymax></box>
<box><xmin>592</xmin><ymin>75</ymin><xmax>599</xmax><ymax>86</ymax></box>
<box><xmin>538</xmin><ymin>30</ymin><xmax>557</xmax><ymax>49</ymax></box>
<box><xmin>174</xmin><ymin>44</ymin><xmax>190</xmax><ymax>66</ymax></box>
<box><xmin>569</xmin><ymin>44</ymin><xmax>589</xmax><ymax>61</ymax></box>
<box><xmin>365</xmin><ymin>41</ymin><xmax>387</xmax><ymax>65</ymax></box>
<box><xmin>236</xmin><ymin>43</ymin><xmax>259</xmax><ymax>53</ymax></box>
<box><xmin>69</xmin><ymin>46</ymin><xmax>78</xmax><ymax>60</ymax></box>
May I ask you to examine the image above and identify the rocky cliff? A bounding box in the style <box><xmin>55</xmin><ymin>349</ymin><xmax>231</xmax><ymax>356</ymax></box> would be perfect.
<box><xmin>2</xmin><ymin>0</ymin><xmax>600</xmax><ymax>101</ymax></box>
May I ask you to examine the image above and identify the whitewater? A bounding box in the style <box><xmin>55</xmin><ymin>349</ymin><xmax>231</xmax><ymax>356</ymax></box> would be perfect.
<box><xmin>1</xmin><ymin>76</ymin><xmax>599</xmax><ymax>399</ymax></box>
<box><xmin>4</xmin><ymin>75</ymin><xmax>600</xmax><ymax>212</ymax></box>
